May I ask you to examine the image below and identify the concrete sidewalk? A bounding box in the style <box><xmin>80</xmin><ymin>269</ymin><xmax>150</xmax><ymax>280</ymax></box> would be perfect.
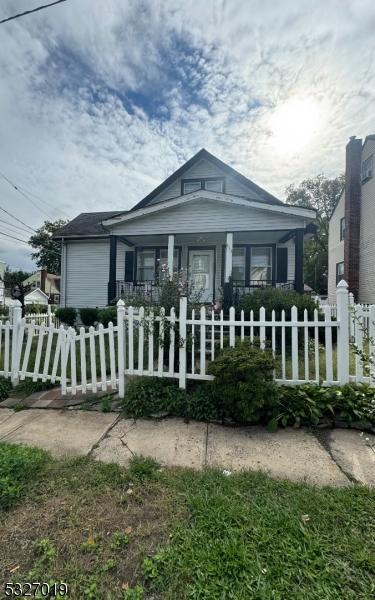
<box><xmin>0</xmin><ymin>408</ymin><xmax>374</xmax><ymax>487</ymax></box>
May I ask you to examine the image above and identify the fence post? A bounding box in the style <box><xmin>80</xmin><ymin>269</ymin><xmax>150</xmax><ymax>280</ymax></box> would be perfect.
<box><xmin>179</xmin><ymin>296</ymin><xmax>187</xmax><ymax>389</ymax></box>
<box><xmin>348</xmin><ymin>292</ymin><xmax>355</xmax><ymax>340</ymax></box>
<box><xmin>47</xmin><ymin>304</ymin><xmax>52</xmax><ymax>328</ymax></box>
<box><xmin>336</xmin><ymin>279</ymin><xmax>350</xmax><ymax>384</ymax></box>
<box><xmin>117</xmin><ymin>299</ymin><xmax>126</xmax><ymax>398</ymax></box>
<box><xmin>10</xmin><ymin>300</ymin><xmax>22</xmax><ymax>387</ymax></box>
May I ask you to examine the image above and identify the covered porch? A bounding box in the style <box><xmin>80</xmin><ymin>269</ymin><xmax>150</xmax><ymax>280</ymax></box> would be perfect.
<box><xmin>107</xmin><ymin>228</ymin><xmax>305</xmax><ymax>305</ymax></box>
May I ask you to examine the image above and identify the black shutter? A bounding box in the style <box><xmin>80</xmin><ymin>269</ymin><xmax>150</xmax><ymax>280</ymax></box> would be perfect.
<box><xmin>276</xmin><ymin>247</ymin><xmax>288</xmax><ymax>283</ymax></box>
<box><xmin>124</xmin><ymin>251</ymin><xmax>134</xmax><ymax>282</ymax></box>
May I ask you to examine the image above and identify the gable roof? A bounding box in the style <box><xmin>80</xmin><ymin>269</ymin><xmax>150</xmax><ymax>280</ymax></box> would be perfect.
<box><xmin>130</xmin><ymin>148</ymin><xmax>284</xmax><ymax>212</ymax></box>
<box><xmin>53</xmin><ymin>211</ymin><xmax>126</xmax><ymax>238</ymax></box>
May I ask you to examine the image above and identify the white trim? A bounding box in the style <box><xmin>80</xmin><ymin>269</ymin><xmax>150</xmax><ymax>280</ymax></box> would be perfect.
<box><xmin>225</xmin><ymin>232</ymin><xmax>233</xmax><ymax>283</ymax></box>
<box><xmin>168</xmin><ymin>234</ymin><xmax>175</xmax><ymax>279</ymax></box>
<box><xmin>103</xmin><ymin>191</ymin><xmax>316</xmax><ymax>227</ymax></box>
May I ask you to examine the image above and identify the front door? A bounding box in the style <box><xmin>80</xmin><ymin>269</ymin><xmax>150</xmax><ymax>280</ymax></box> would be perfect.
<box><xmin>188</xmin><ymin>249</ymin><xmax>214</xmax><ymax>303</ymax></box>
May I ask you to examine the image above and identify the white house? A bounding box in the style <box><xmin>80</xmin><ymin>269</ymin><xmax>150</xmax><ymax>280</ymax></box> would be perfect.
<box><xmin>0</xmin><ymin>260</ymin><xmax>5</xmax><ymax>306</ymax></box>
<box><xmin>54</xmin><ymin>149</ymin><xmax>316</xmax><ymax>308</ymax></box>
<box><xmin>328</xmin><ymin>135</ymin><xmax>375</xmax><ymax>303</ymax></box>
<box><xmin>24</xmin><ymin>288</ymin><xmax>49</xmax><ymax>306</ymax></box>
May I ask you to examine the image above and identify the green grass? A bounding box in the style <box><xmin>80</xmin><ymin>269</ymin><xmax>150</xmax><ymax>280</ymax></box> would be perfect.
<box><xmin>0</xmin><ymin>444</ymin><xmax>374</xmax><ymax>599</ymax></box>
<box><xmin>0</xmin><ymin>442</ymin><xmax>48</xmax><ymax>510</ymax></box>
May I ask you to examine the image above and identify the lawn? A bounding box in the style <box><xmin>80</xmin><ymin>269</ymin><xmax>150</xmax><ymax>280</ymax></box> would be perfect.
<box><xmin>1</xmin><ymin>444</ymin><xmax>374</xmax><ymax>599</ymax></box>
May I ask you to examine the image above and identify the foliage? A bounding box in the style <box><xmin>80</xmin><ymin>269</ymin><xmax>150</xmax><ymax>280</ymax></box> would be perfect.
<box><xmin>97</xmin><ymin>306</ymin><xmax>117</xmax><ymax>326</ymax></box>
<box><xmin>0</xmin><ymin>376</ymin><xmax>12</xmax><ymax>401</ymax></box>
<box><xmin>79</xmin><ymin>307</ymin><xmax>99</xmax><ymax>327</ymax></box>
<box><xmin>13</xmin><ymin>379</ymin><xmax>54</xmax><ymax>398</ymax></box>
<box><xmin>24</xmin><ymin>303</ymin><xmax>48</xmax><ymax>315</ymax></box>
<box><xmin>267</xmin><ymin>383</ymin><xmax>375</xmax><ymax>430</ymax></box>
<box><xmin>111</xmin><ymin>531</ymin><xmax>130</xmax><ymax>550</ymax></box>
<box><xmin>123</xmin><ymin>585</ymin><xmax>144</xmax><ymax>599</ymax></box>
<box><xmin>129</xmin><ymin>455</ymin><xmax>160</xmax><ymax>480</ymax></box>
<box><xmin>186</xmin><ymin>382</ymin><xmax>219</xmax><ymax>421</ymax></box>
<box><xmin>3</xmin><ymin>267</ymin><xmax>31</xmax><ymax>289</ymax></box>
<box><xmin>55</xmin><ymin>306</ymin><xmax>77</xmax><ymax>326</ymax></box>
<box><xmin>207</xmin><ymin>341</ymin><xmax>278</xmax><ymax>422</ymax></box>
<box><xmin>285</xmin><ymin>174</ymin><xmax>345</xmax><ymax>294</ymax></box>
<box><xmin>101</xmin><ymin>395</ymin><xmax>112</xmax><ymax>413</ymax></box>
<box><xmin>122</xmin><ymin>377</ymin><xmax>186</xmax><ymax>418</ymax></box>
<box><xmin>28</xmin><ymin>219</ymin><xmax>68</xmax><ymax>274</ymax></box>
<box><xmin>0</xmin><ymin>442</ymin><xmax>48</xmax><ymax>510</ymax></box>
<box><xmin>237</xmin><ymin>287</ymin><xmax>318</xmax><ymax>319</ymax></box>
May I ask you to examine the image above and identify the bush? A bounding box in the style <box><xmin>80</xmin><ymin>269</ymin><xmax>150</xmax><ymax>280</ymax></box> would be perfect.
<box><xmin>122</xmin><ymin>377</ymin><xmax>186</xmax><ymax>418</ymax></box>
<box><xmin>80</xmin><ymin>307</ymin><xmax>99</xmax><ymax>327</ymax></box>
<box><xmin>13</xmin><ymin>379</ymin><xmax>54</xmax><ymax>398</ymax></box>
<box><xmin>0</xmin><ymin>376</ymin><xmax>12</xmax><ymax>401</ymax></box>
<box><xmin>55</xmin><ymin>306</ymin><xmax>77</xmax><ymax>326</ymax></box>
<box><xmin>238</xmin><ymin>288</ymin><xmax>318</xmax><ymax>320</ymax></box>
<box><xmin>97</xmin><ymin>307</ymin><xmax>117</xmax><ymax>326</ymax></box>
<box><xmin>207</xmin><ymin>341</ymin><xmax>278</xmax><ymax>423</ymax></box>
<box><xmin>267</xmin><ymin>383</ymin><xmax>375</xmax><ymax>431</ymax></box>
<box><xmin>24</xmin><ymin>303</ymin><xmax>48</xmax><ymax>315</ymax></box>
<box><xmin>0</xmin><ymin>442</ymin><xmax>48</xmax><ymax>510</ymax></box>
<box><xmin>187</xmin><ymin>382</ymin><xmax>219</xmax><ymax>421</ymax></box>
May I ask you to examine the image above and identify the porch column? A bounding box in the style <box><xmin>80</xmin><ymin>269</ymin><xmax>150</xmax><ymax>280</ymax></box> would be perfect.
<box><xmin>108</xmin><ymin>235</ymin><xmax>117</xmax><ymax>304</ymax></box>
<box><xmin>168</xmin><ymin>234</ymin><xmax>175</xmax><ymax>279</ymax></box>
<box><xmin>294</xmin><ymin>229</ymin><xmax>304</xmax><ymax>294</ymax></box>
<box><xmin>225</xmin><ymin>232</ymin><xmax>233</xmax><ymax>282</ymax></box>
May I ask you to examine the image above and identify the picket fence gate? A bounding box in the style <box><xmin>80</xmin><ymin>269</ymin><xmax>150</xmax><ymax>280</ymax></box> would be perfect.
<box><xmin>1</xmin><ymin>281</ymin><xmax>374</xmax><ymax>398</ymax></box>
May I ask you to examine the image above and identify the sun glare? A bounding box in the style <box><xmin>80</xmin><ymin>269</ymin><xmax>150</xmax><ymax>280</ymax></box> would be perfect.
<box><xmin>269</xmin><ymin>96</ymin><xmax>322</xmax><ymax>155</ymax></box>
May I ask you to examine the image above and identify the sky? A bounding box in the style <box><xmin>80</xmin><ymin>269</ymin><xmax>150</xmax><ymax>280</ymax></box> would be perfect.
<box><xmin>0</xmin><ymin>0</ymin><xmax>374</xmax><ymax>271</ymax></box>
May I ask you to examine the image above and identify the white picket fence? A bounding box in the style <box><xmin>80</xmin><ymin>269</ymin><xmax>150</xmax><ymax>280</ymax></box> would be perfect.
<box><xmin>1</xmin><ymin>281</ymin><xmax>374</xmax><ymax>397</ymax></box>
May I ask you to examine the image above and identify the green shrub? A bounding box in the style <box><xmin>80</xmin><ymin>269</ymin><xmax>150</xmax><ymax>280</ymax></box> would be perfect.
<box><xmin>24</xmin><ymin>303</ymin><xmax>48</xmax><ymax>315</ymax></box>
<box><xmin>0</xmin><ymin>442</ymin><xmax>48</xmax><ymax>510</ymax></box>
<box><xmin>238</xmin><ymin>287</ymin><xmax>318</xmax><ymax>319</ymax></box>
<box><xmin>207</xmin><ymin>341</ymin><xmax>278</xmax><ymax>423</ymax></box>
<box><xmin>55</xmin><ymin>306</ymin><xmax>77</xmax><ymax>326</ymax></box>
<box><xmin>97</xmin><ymin>306</ymin><xmax>117</xmax><ymax>326</ymax></box>
<box><xmin>79</xmin><ymin>307</ymin><xmax>99</xmax><ymax>327</ymax></box>
<box><xmin>14</xmin><ymin>379</ymin><xmax>54</xmax><ymax>398</ymax></box>
<box><xmin>187</xmin><ymin>382</ymin><xmax>219</xmax><ymax>421</ymax></box>
<box><xmin>267</xmin><ymin>383</ymin><xmax>375</xmax><ymax>430</ymax></box>
<box><xmin>0</xmin><ymin>376</ymin><xmax>12</xmax><ymax>401</ymax></box>
<box><xmin>122</xmin><ymin>376</ymin><xmax>186</xmax><ymax>418</ymax></box>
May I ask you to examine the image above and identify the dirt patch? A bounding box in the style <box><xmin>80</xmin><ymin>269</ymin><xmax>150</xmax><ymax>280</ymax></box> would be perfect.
<box><xmin>0</xmin><ymin>458</ymin><xmax>180</xmax><ymax>598</ymax></box>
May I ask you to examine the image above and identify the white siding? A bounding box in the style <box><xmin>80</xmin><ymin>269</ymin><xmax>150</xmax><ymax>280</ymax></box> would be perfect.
<box><xmin>359</xmin><ymin>138</ymin><xmax>375</xmax><ymax>303</ymax></box>
<box><xmin>110</xmin><ymin>199</ymin><xmax>306</xmax><ymax>236</ymax></box>
<box><xmin>64</xmin><ymin>240</ymin><xmax>109</xmax><ymax>308</ymax></box>
<box><xmin>116</xmin><ymin>242</ymin><xmax>126</xmax><ymax>281</ymax></box>
<box><xmin>277</xmin><ymin>240</ymin><xmax>295</xmax><ymax>282</ymax></box>
<box><xmin>149</xmin><ymin>158</ymin><xmax>263</xmax><ymax>205</ymax></box>
<box><xmin>328</xmin><ymin>191</ymin><xmax>345</xmax><ymax>302</ymax></box>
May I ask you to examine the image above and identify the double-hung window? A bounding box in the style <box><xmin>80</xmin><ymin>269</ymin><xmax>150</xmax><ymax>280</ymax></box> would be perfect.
<box><xmin>340</xmin><ymin>217</ymin><xmax>346</xmax><ymax>241</ymax></box>
<box><xmin>336</xmin><ymin>262</ymin><xmax>344</xmax><ymax>285</ymax></box>
<box><xmin>137</xmin><ymin>250</ymin><xmax>156</xmax><ymax>281</ymax></box>
<box><xmin>232</xmin><ymin>248</ymin><xmax>246</xmax><ymax>285</ymax></box>
<box><xmin>158</xmin><ymin>249</ymin><xmax>179</xmax><ymax>278</ymax></box>
<box><xmin>250</xmin><ymin>247</ymin><xmax>272</xmax><ymax>282</ymax></box>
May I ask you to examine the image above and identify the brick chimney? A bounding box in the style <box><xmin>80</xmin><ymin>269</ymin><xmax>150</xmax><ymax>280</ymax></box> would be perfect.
<box><xmin>344</xmin><ymin>136</ymin><xmax>362</xmax><ymax>300</ymax></box>
<box><xmin>40</xmin><ymin>268</ymin><xmax>47</xmax><ymax>293</ymax></box>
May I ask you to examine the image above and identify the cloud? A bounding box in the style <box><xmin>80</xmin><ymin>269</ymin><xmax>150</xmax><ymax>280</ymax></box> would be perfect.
<box><xmin>0</xmin><ymin>0</ymin><xmax>374</xmax><ymax>269</ymax></box>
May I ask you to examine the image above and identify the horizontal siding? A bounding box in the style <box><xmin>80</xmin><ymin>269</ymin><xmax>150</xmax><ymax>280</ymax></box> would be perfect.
<box><xmin>111</xmin><ymin>199</ymin><xmax>305</xmax><ymax>236</ymax></box>
<box><xmin>116</xmin><ymin>242</ymin><xmax>126</xmax><ymax>281</ymax></box>
<box><xmin>328</xmin><ymin>191</ymin><xmax>345</xmax><ymax>302</ymax></box>
<box><xmin>65</xmin><ymin>241</ymin><xmax>109</xmax><ymax>308</ymax></box>
<box><xmin>149</xmin><ymin>158</ymin><xmax>263</xmax><ymax>205</ymax></box>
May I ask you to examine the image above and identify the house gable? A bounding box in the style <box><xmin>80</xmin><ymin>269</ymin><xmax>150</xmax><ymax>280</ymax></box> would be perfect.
<box><xmin>130</xmin><ymin>148</ymin><xmax>283</xmax><ymax>212</ymax></box>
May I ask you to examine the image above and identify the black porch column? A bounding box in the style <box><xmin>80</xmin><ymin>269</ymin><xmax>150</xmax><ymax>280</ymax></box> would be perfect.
<box><xmin>294</xmin><ymin>229</ymin><xmax>304</xmax><ymax>294</ymax></box>
<box><xmin>108</xmin><ymin>235</ymin><xmax>117</xmax><ymax>304</ymax></box>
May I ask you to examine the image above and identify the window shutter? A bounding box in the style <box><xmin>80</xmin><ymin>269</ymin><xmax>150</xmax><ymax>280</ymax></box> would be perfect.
<box><xmin>276</xmin><ymin>247</ymin><xmax>288</xmax><ymax>283</ymax></box>
<box><xmin>124</xmin><ymin>251</ymin><xmax>134</xmax><ymax>282</ymax></box>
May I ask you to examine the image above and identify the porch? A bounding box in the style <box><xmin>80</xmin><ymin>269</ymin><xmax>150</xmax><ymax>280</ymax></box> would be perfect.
<box><xmin>108</xmin><ymin>229</ymin><xmax>304</xmax><ymax>304</ymax></box>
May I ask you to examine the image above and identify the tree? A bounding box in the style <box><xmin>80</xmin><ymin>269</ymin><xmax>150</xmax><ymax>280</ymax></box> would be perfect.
<box><xmin>285</xmin><ymin>174</ymin><xmax>345</xmax><ymax>295</ymax></box>
<box><xmin>3</xmin><ymin>268</ymin><xmax>31</xmax><ymax>289</ymax></box>
<box><xmin>28</xmin><ymin>219</ymin><xmax>68</xmax><ymax>274</ymax></box>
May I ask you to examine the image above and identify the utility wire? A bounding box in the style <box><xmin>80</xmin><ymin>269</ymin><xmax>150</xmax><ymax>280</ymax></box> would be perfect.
<box><xmin>0</xmin><ymin>230</ymin><xmax>29</xmax><ymax>244</ymax></box>
<box><xmin>0</xmin><ymin>172</ymin><xmax>55</xmax><ymax>220</ymax></box>
<box><xmin>0</xmin><ymin>0</ymin><xmax>68</xmax><ymax>25</ymax></box>
<box><xmin>0</xmin><ymin>204</ymin><xmax>36</xmax><ymax>233</ymax></box>
<box><xmin>0</xmin><ymin>217</ymin><xmax>33</xmax><ymax>235</ymax></box>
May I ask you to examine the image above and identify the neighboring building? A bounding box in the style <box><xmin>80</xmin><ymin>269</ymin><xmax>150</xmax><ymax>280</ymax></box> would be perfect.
<box><xmin>54</xmin><ymin>149</ymin><xmax>316</xmax><ymax>308</ymax></box>
<box><xmin>24</xmin><ymin>288</ymin><xmax>49</xmax><ymax>306</ymax></box>
<box><xmin>328</xmin><ymin>135</ymin><xmax>375</xmax><ymax>303</ymax></box>
<box><xmin>0</xmin><ymin>260</ymin><xmax>5</xmax><ymax>306</ymax></box>
<box><xmin>23</xmin><ymin>269</ymin><xmax>60</xmax><ymax>304</ymax></box>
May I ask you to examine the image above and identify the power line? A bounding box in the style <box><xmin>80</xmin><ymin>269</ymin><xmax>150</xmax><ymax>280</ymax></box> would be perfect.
<box><xmin>0</xmin><ymin>230</ymin><xmax>29</xmax><ymax>245</ymax></box>
<box><xmin>0</xmin><ymin>204</ymin><xmax>36</xmax><ymax>233</ymax></box>
<box><xmin>0</xmin><ymin>172</ymin><xmax>55</xmax><ymax>220</ymax></box>
<box><xmin>0</xmin><ymin>217</ymin><xmax>33</xmax><ymax>235</ymax></box>
<box><xmin>0</xmin><ymin>170</ymin><xmax>70</xmax><ymax>220</ymax></box>
<box><xmin>0</xmin><ymin>0</ymin><xmax>68</xmax><ymax>25</ymax></box>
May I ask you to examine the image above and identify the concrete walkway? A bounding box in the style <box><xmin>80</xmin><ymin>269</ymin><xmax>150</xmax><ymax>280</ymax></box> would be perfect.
<box><xmin>0</xmin><ymin>408</ymin><xmax>374</xmax><ymax>487</ymax></box>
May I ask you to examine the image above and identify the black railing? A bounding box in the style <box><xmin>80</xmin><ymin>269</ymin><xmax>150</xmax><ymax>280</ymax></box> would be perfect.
<box><xmin>116</xmin><ymin>280</ymin><xmax>161</xmax><ymax>303</ymax></box>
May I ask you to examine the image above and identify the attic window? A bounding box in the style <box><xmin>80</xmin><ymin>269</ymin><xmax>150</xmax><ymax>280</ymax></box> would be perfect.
<box><xmin>205</xmin><ymin>179</ymin><xmax>224</xmax><ymax>193</ymax></box>
<box><xmin>183</xmin><ymin>180</ymin><xmax>202</xmax><ymax>194</ymax></box>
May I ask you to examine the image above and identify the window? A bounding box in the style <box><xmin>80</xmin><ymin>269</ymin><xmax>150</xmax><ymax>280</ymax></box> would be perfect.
<box><xmin>137</xmin><ymin>250</ymin><xmax>155</xmax><ymax>281</ymax></box>
<box><xmin>159</xmin><ymin>249</ymin><xmax>179</xmax><ymax>277</ymax></box>
<box><xmin>183</xmin><ymin>180</ymin><xmax>202</xmax><ymax>194</ymax></box>
<box><xmin>362</xmin><ymin>155</ymin><xmax>373</xmax><ymax>182</ymax></box>
<box><xmin>336</xmin><ymin>262</ymin><xmax>344</xmax><ymax>285</ymax></box>
<box><xmin>205</xmin><ymin>179</ymin><xmax>223</xmax><ymax>193</ymax></box>
<box><xmin>232</xmin><ymin>248</ymin><xmax>246</xmax><ymax>284</ymax></box>
<box><xmin>250</xmin><ymin>247</ymin><xmax>272</xmax><ymax>282</ymax></box>
<box><xmin>340</xmin><ymin>217</ymin><xmax>346</xmax><ymax>241</ymax></box>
